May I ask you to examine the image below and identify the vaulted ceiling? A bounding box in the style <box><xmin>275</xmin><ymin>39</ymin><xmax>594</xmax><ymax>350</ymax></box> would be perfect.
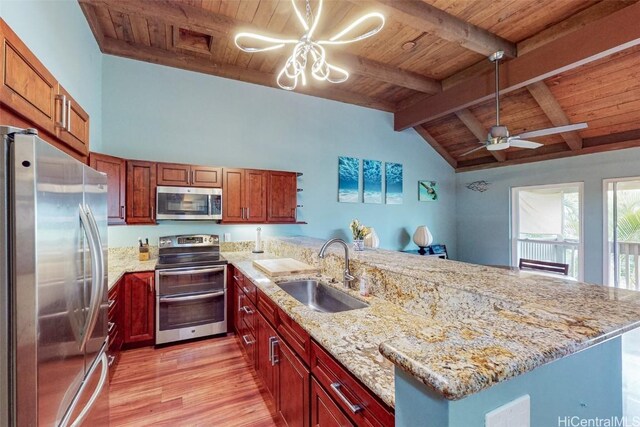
<box><xmin>79</xmin><ymin>0</ymin><xmax>640</xmax><ymax>171</ymax></box>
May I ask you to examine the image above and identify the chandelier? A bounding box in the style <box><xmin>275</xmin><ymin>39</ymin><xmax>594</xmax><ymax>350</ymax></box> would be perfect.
<box><xmin>234</xmin><ymin>0</ymin><xmax>385</xmax><ymax>91</ymax></box>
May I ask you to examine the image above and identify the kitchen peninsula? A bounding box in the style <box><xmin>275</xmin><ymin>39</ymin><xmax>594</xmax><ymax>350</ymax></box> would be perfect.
<box><xmin>107</xmin><ymin>236</ymin><xmax>640</xmax><ymax>426</ymax></box>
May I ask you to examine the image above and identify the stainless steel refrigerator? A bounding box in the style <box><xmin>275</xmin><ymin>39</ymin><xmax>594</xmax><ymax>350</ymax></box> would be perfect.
<box><xmin>0</xmin><ymin>126</ymin><xmax>110</xmax><ymax>426</ymax></box>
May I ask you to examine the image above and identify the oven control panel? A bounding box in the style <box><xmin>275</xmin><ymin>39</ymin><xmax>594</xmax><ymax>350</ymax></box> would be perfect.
<box><xmin>159</xmin><ymin>234</ymin><xmax>219</xmax><ymax>248</ymax></box>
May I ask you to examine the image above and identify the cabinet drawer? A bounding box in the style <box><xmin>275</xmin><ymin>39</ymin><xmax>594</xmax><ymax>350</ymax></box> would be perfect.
<box><xmin>241</xmin><ymin>299</ymin><xmax>257</xmax><ymax>334</ymax></box>
<box><xmin>257</xmin><ymin>289</ymin><xmax>278</xmax><ymax>326</ymax></box>
<box><xmin>240</xmin><ymin>276</ymin><xmax>257</xmax><ymax>305</ymax></box>
<box><xmin>311</xmin><ymin>342</ymin><xmax>394</xmax><ymax>427</ymax></box>
<box><xmin>239</xmin><ymin>328</ymin><xmax>256</xmax><ymax>366</ymax></box>
<box><xmin>278</xmin><ymin>307</ymin><xmax>311</xmax><ymax>366</ymax></box>
<box><xmin>311</xmin><ymin>378</ymin><xmax>355</xmax><ymax>427</ymax></box>
<box><xmin>108</xmin><ymin>296</ymin><xmax>118</xmax><ymax>320</ymax></box>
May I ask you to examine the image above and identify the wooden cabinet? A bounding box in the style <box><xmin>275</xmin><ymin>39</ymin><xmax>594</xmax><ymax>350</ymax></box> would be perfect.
<box><xmin>107</xmin><ymin>277</ymin><xmax>124</xmax><ymax>383</ymax></box>
<box><xmin>311</xmin><ymin>378</ymin><xmax>354</xmax><ymax>427</ymax></box>
<box><xmin>311</xmin><ymin>342</ymin><xmax>394</xmax><ymax>427</ymax></box>
<box><xmin>275</xmin><ymin>336</ymin><xmax>311</xmax><ymax>427</ymax></box>
<box><xmin>157</xmin><ymin>163</ymin><xmax>222</xmax><ymax>187</ymax></box>
<box><xmin>55</xmin><ymin>85</ymin><xmax>89</xmax><ymax>157</ymax></box>
<box><xmin>222</xmin><ymin>168</ymin><xmax>267</xmax><ymax>223</ymax></box>
<box><xmin>0</xmin><ymin>19</ymin><xmax>90</xmax><ymax>161</ymax></box>
<box><xmin>90</xmin><ymin>152</ymin><xmax>126</xmax><ymax>225</ymax></box>
<box><xmin>267</xmin><ymin>171</ymin><xmax>298</xmax><ymax>223</ymax></box>
<box><xmin>123</xmin><ymin>272</ymin><xmax>155</xmax><ymax>347</ymax></box>
<box><xmin>126</xmin><ymin>160</ymin><xmax>156</xmax><ymax>224</ymax></box>
<box><xmin>257</xmin><ymin>312</ymin><xmax>278</xmax><ymax>399</ymax></box>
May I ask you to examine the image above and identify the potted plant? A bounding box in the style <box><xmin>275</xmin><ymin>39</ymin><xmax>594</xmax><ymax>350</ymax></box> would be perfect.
<box><xmin>350</xmin><ymin>219</ymin><xmax>370</xmax><ymax>251</ymax></box>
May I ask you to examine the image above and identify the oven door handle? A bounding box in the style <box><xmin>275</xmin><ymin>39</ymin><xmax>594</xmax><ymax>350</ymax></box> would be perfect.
<box><xmin>159</xmin><ymin>291</ymin><xmax>225</xmax><ymax>303</ymax></box>
<box><xmin>158</xmin><ymin>267</ymin><xmax>225</xmax><ymax>277</ymax></box>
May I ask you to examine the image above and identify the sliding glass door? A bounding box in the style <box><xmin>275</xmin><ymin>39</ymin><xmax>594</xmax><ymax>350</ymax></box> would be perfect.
<box><xmin>511</xmin><ymin>183</ymin><xmax>583</xmax><ymax>280</ymax></box>
<box><xmin>604</xmin><ymin>178</ymin><xmax>640</xmax><ymax>290</ymax></box>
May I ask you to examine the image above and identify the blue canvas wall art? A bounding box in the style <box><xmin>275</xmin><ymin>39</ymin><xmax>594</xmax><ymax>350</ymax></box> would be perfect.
<box><xmin>363</xmin><ymin>159</ymin><xmax>382</xmax><ymax>203</ymax></box>
<box><xmin>338</xmin><ymin>156</ymin><xmax>360</xmax><ymax>203</ymax></box>
<box><xmin>385</xmin><ymin>162</ymin><xmax>403</xmax><ymax>204</ymax></box>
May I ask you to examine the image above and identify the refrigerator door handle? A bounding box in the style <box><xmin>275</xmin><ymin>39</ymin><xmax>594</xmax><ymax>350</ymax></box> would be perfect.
<box><xmin>60</xmin><ymin>351</ymin><xmax>109</xmax><ymax>427</ymax></box>
<box><xmin>78</xmin><ymin>205</ymin><xmax>103</xmax><ymax>352</ymax></box>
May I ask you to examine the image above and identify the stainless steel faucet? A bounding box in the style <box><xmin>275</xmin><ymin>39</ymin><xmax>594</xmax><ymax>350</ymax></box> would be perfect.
<box><xmin>318</xmin><ymin>238</ymin><xmax>355</xmax><ymax>288</ymax></box>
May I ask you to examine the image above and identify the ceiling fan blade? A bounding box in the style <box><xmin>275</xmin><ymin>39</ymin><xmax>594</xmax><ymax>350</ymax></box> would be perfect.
<box><xmin>486</xmin><ymin>141</ymin><xmax>510</xmax><ymax>151</ymax></box>
<box><xmin>509</xmin><ymin>139</ymin><xmax>543</xmax><ymax>149</ymax></box>
<box><xmin>515</xmin><ymin>123</ymin><xmax>588</xmax><ymax>139</ymax></box>
<box><xmin>459</xmin><ymin>145</ymin><xmax>487</xmax><ymax>157</ymax></box>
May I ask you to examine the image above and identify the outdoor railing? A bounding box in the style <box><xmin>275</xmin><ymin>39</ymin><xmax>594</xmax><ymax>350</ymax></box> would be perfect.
<box><xmin>611</xmin><ymin>241</ymin><xmax>640</xmax><ymax>291</ymax></box>
<box><xmin>517</xmin><ymin>239</ymin><xmax>580</xmax><ymax>279</ymax></box>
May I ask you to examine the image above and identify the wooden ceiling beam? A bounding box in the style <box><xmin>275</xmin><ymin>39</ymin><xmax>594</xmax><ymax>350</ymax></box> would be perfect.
<box><xmin>394</xmin><ymin>1</ymin><xmax>640</xmax><ymax>131</ymax></box>
<box><xmin>456</xmin><ymin>128</ymin><xmax>640</xmax><ymax>172</ymax></box>
<box><xmin>81</xmin><ymin>0</ymin><xmax>440</xmax><ymax>94</ymax></box>
<box><xmin>413</xmin><ymin>126</ymin><xmax>458</xmax><ymax>169</ymax></box>
<box><xmin>101</xmin><ymin>37</ymin><xmax>395</xmax><ymax>112</ymax></box>
<box><xmin>526</xmin><ymin>81</ymin><xmax>583</xmax><ymax>150</ymax></box>
<box><xmin>371</xmin><ymin>0</ymin><xmax>516</xmax><ymax>58</ymax></box>
<box><xmin>454</xmin><ymin>109</ymin><xmax>506</xmax><ymax>162</ymax></box>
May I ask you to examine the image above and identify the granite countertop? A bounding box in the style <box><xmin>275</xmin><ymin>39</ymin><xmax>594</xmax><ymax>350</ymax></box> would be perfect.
<box><xmin>106</xmin><ymin>237</ymin><xmax>640</xmax><ymax>405</ymax></box>
<box><xmin>107</xmin><ymin>247</ymin><xmax>158</xmax><ymax>290</ymax></box>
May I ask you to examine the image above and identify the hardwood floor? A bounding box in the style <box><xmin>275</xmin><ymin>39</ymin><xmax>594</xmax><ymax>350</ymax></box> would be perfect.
<box><xmin>109</xmin><ymin>335</ymin><xmax>283</xmax><ymax>426</ymax></box>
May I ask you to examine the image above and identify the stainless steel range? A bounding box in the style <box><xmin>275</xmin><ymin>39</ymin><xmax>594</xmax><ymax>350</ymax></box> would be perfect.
<box><xmin>155</xmin><ymin>234</ymin><xmax>228</xmax><ymax>345</ymax></box>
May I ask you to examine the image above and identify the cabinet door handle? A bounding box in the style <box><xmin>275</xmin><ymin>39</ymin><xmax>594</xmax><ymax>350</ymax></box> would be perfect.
<box><xmin>241</xmin><ymin>305</ymin><xmax>254</xmax><ymax>315</ymax></box>
<box><xmin>120</xmin><ymin>206</ymin><xmax>125</xmax><ymax>219</ymax></box>
<box><xmin>191</xmin><ymin>170</ymin><xmax>195</xmax><ymax>184</ymax></box>
<box><xmin>242</xmin><ymin>335</ymin><xmax>254</xmax><ymax>346</ymax></box>
<box><xmin>246</xmin><ymin>207</ymin><xmax>250</xmax><ymax>219</ymax></box>
<box><xmin>150</xmin><ymin>207</ymin><xmax>154</xmax><ymax>220</ymax></box>
<box><xmin>66</xmin><ymin>99</ymin><xmax>72</xmax><ymax>132</ymax></box>
<box><xmin>148</xmin><ymin>277</ymin><xmax>154</xmax><ymax>293</ymax></box>
<box><xmin>269</xmin><ymin>337</ymin><xmax>279</xmax><ymax>365</ymax></box>
<box><xmin>330</xmin><ymin>383</ymin><xmax>362</xmax><ymax>413</ymax></box>
<box><xmin>54</xmin><ymin>94</ymin><xmax>67</xmax><ymax>129</ymax></box>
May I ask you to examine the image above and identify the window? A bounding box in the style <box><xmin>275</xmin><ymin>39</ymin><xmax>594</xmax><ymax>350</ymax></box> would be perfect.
<box><xmin>511</xmin><ymin>183</ymin><xmax>584</xmax><ymax>280</ymax></box>
<box><xmin>604</xmin><ymin>177</ymin><xmax>640</xmax><ymax>289</ymax></box>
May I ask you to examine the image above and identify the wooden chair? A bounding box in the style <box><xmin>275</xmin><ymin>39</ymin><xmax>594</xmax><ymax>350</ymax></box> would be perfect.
<box><xmin>518</xmin><ymin>258</ymin><xmax>569</xmax><ymax>276</ymax></box>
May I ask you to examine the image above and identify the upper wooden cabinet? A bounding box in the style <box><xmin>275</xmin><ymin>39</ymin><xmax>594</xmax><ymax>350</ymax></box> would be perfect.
<box><xmin>126</xmin><ymin>160</ymin><xmax>157</xmax><ymax>224</ymax></box>
<box><xmin>267</xmin><ymin>171</ymin><xmax>297</xmax><ymax>223</ymax></box>
<box><xmin>0</xmin><ymin>19</ymin><xmax>90</xmax><ymax>160</ymax></box>
<box><xmin>223</xmin><ymin>168</ymin><xmax>267</xmax><ymax>223</ymax></box>
<box><xmin>157</xmin><ymin>163</ymin><xmax>222</xmax><ymax>188</ymax></box>
<box><xmin>56</xmin><ymin>85</ymin><xmax>90</xmax><ymax>157</ymax></box>
<box><xmin>90</xmin><ymin>152</ymin><xmax>126</xmax><ymax>225</ymax></box>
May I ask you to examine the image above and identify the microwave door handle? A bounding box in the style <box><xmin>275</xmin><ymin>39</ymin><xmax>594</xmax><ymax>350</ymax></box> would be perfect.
<box><xmin>158</xmin><ymin>267</ymin><xmax>225</xmax><ymax>277</ymax></box>
<box><xmin>78</xmin><ymin>205</ymin><xmax>102</xmax><ymax>353</ymax></box>
<box><xmin>208</xmin><ymin>194</ymin><xmax>213</xmax><ymax>217</ymax></box>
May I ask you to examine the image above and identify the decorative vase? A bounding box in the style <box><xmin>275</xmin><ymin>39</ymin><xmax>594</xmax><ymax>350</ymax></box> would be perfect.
<box><xmin>353</xmin><ymin>239</ymin><xmax>365</xmax><ymax>251</ymax></box>
<box><xmin>413</xmin><ymin>225</ymin><xmax>433</xmax><ymax>254</ymax></box>
<box><xmin>364</xmin><ymin>228</ymin><xmax>380</xmax><ymax>249</ymax></box>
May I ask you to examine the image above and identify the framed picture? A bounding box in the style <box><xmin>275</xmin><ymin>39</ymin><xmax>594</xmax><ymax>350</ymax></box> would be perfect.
<box><xmin>363</xmin><ymin>159</ymin><xmax>382</xmax><ymax>203</ymax></box>
<box><xmin>338</xmin><ymin>156</ymin><xmax>360</xmax><ymax>203</ymax></box>
<box><xmin>385</xmin><ymin>162</ymin><xmax>403</xmax><ymax>204</ymax></box>
<box><xmin>419</xmin><ymin>180</ymin><xmax>438</xmax><ymax>201</ymax></box>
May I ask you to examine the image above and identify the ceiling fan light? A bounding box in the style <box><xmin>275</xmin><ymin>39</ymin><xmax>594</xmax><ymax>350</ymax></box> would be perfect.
<box><xmin>487</xmin><ymin>141</ymin><xmax>510</xmax><ymax>151</ymax></box>
<box><xmin>489</xmin><ymin>125</ymin><xmax>509</xmax><ymax>138</ymax></box>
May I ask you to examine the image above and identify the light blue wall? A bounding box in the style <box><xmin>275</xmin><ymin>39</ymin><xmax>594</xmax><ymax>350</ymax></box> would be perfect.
<box><xmin>456</xmin><ymin>148</ymin><xmax>640</xmax><ymax>284</ymax></box>
<box><xmin>0</xmin><ymin>0</ymin><xmax>103</xmax><ymax>150</ymax></box>
<box><xmin>101</xmin><ymin>55</ymin><xmax>457</xmax><ymax>251</ymax></box>
<box><xmin>396</xmin><ymin>337</ymin><xmax>623</xmax><ymax>427</ymax></box>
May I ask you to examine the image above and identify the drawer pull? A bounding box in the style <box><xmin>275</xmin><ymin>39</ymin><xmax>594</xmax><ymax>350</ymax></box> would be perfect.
<box><xmin>233</xmin><ymin>275</ymin><xmax>242</xmax><ymax>282</ymax></box>
<box><xmin>241</xmin><ymin>305</ymin><xmax>254</xmax><ymax>315</ymax></box>
<box><xmin>242</xmin><ymin>335</ymin><xmax>254</xmax><ymax>346</ymax></box>
<box><xmin>108</xmin><ymin>299</ymin><xmax>116</xmax><ymax>309</ymax></box>
<box><xmin>242</xmin><ymin>286</ymin><xmax>251</xmax><ymax>294</ymax></box>
<box><xmin>108</xmin><ymin>322</ymin><xmax>115</xmax><ymax>334</ymax></box>
<box><xmin>330</xmin><ymin>382</ymin><xmax>362</xmax><ymax>414</ymax></box>
<box><xmin>107</xmin><ymin>355</ymin><xmax>116</xmax><ymax>367</ymax></box>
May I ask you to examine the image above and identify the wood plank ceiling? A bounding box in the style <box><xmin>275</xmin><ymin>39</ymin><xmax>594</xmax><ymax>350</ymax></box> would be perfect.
<box><xmin>79</xmin><ymin>0</ymin><xmax>640</xmax><ymax>172</ymax></box>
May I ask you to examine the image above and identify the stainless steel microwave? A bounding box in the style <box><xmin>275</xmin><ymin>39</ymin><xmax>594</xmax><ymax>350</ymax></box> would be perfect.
<box><xmin>156</xmin><ymin>186</ymin><xmax>222</xmax><ymax>220</ymax></box>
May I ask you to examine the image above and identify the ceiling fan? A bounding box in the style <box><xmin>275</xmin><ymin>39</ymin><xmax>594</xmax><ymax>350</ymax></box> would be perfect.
<box><xmin>460</xmin><ymin>51</ymin><xmax>588</xmax><ymax>157</ymax></box>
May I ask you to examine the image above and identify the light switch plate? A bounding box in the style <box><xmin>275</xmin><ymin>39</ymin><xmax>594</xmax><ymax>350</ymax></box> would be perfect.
<box><xmin>485</xmin><ymin>395</ymin><xmax>530</xmax><ymax>427</ymax></box>
<box><xmin>224</xmin><ymin>233</ymin><xmax>231</xmax><ymax>242</ymax></box>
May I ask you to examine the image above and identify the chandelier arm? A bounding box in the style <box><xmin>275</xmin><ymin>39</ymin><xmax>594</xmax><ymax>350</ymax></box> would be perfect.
<box><xmin>290</xmin><ymin>0</ymin><xmax>310</xmax><ymax>32</ymax></box>
<box><xmin>318</xmin><ymin>13</ymin><xmax>385</xmax><ymax>45</ymax></box>
<box><xmin>325</xmin><ymin>63</ymin><xmax>349</xmax><ymax>83</ymax></box>
<box><xmin>234</xmin><ymin>33</ymin><xmax>298</xmax><ymax>52</ymax></box>
<box><xmin>307</xmin><ymin>0</ymin><xmax>323</xmax><ymax>39</ymax></box>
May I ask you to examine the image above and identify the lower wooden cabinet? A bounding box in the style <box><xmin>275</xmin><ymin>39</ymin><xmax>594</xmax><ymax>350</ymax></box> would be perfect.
<box><xmin>274</xmin><ymin>335</ymin><xmax>311</xmax><ymax>427</ymax></box>
<box><xmin>257</xmin><ymin>313</ymin><xmax>278</xmax><ymax>398</ymax></box>
<box><xmin>311</xmin><ymin>378</ymin><xmax>354</xmax><ymax>427</ymax></box>
<box><xmin>123</xmin><ymin>272</ymin><xmax>155</xmax><ymax>347</ymax></box>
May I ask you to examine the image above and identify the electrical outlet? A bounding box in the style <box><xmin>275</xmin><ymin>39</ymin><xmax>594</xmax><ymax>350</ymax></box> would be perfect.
<box><xmin>485</xmin><ymin>395</ymin><xmax>530</xmax><ymax>427</ymax></box>
<box><xmin>224</xmin><ymin>233</ymin><xmax>231</xmax><ymax>242</ymax></box>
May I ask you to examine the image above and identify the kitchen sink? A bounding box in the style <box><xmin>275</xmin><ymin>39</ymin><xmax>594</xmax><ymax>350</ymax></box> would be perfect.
<box><xmin>276</xmin><ymin>280</ymin><xmax>369</xmax><ymax>313</ymax></box>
